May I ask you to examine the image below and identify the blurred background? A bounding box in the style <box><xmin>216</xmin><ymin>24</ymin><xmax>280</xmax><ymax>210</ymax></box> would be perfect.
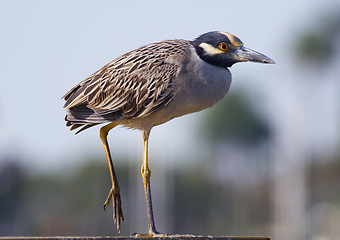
<box><xmin>1</xmin><ymin>0</ymin><xmax>340</xmax><ymax>239</ymax></box>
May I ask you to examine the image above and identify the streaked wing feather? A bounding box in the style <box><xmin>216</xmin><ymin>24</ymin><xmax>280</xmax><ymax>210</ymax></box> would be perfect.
<box><xmin>63</xmin><ymin>39</ymin><xmax>191</xmax><ymax>125</ymax></box>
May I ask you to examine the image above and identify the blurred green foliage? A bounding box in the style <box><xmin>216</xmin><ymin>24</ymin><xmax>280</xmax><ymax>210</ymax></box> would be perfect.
<box><xmin>2</xmin><ymin>152</ymin><xmax>340</xmax><ymax>236</ymax></box>
<box><xmin>172</xmin><ymin>166</ymin><xmax>270</xmax><ymax>235</ymax></box>
<box><xmin>294</xmin><ymin>10</ymin><xmax>340</xmax><ymax>64</ymax></box>
<box><xmin>0</xmin><ymin>156</ymin><xmax>270</xmax><ymax>236</ymax></box>
<box><xmin>201</xmin><ymin>92</ymin><xmax>270</xmax><ymax>145</ymax></box>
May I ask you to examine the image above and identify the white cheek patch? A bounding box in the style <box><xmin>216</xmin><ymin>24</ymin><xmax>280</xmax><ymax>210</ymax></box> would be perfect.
<box><xmin>199</xmin><ymin>42</ymin><xmax>224</xmax><ymax>55</ymax></box>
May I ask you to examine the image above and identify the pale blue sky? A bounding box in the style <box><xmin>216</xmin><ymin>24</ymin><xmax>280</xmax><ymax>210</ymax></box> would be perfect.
<box><xmin>0</xmin><ymin>0</ymin><xmax>339</xmax><ymax>174</ymax></box>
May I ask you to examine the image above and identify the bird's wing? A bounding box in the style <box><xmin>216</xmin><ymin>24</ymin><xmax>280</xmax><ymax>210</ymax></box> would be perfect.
<box><xmin>63</xmin><ymin>40</ymin><xmax>190</xmax><ymax>120</ymax></box>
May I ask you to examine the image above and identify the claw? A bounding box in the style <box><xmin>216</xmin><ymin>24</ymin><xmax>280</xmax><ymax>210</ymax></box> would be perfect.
<box><xmin>103</xmin><ymin>188</ymin><xmax>113</xmax><ymax>211</ymax></box>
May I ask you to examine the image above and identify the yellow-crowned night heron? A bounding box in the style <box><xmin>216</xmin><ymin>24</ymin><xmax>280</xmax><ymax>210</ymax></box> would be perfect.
<box><xmin>62</xmin><ymin>31</ymin><xmax>275</xmax><ymax>236</ymax></box>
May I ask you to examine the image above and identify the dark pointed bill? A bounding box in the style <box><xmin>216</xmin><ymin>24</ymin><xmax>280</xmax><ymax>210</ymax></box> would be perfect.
<box><xmin>235</xmin><ymin>46</ymin><xmax>275</xmax><ymax>64</ymax></box>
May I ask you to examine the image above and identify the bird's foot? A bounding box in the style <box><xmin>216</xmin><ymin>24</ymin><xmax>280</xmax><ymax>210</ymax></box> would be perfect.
<box><xmin>103</xmin><ymin>187</ymin><xmax>124</xmax><ymax>231</ymax></box>
<box><xmin>131</xmin><ymin>231</ymin><xmax>168</xmax><ymax>237</ymax></box>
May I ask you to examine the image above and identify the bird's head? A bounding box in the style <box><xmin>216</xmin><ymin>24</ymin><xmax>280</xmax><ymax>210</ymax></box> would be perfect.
<box><xmin>191</xmin><ymin>31</ymin><xmax>275</xmax><ymax>68</ymax></box>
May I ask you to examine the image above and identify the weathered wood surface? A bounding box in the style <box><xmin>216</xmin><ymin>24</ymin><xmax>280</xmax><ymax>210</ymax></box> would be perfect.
<box><xmin>0</xmin><ymin>236</ymin><xmax>270</xmax><ymax>240</ymax></box>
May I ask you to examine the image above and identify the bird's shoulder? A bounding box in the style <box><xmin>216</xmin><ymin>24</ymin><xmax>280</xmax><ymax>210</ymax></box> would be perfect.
<box><xmin>108</xmin><ymin>39</ymin><xmax>192</xmax><ymax>71</ymax></box>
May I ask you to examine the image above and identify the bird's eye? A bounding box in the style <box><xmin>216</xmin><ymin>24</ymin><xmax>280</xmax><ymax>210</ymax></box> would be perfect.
<box><xmin>219</xmin><ymin>42</ymin><xmax>229</xmax><ymax>51</ymax></box>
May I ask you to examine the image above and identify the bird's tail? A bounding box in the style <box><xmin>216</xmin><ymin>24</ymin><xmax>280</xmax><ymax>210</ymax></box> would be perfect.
<box><xmin>64</xmin><ymin>106</ymin><xmax>108</xmax><ymax>134</ymax></box>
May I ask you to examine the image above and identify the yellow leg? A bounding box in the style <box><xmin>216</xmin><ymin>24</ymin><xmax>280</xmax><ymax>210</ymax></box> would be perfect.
<box><xmin>100</xmin><ymin>122</ymin><xmax>124</xmax><ymax>231</ymax></box>
<box><xmin>140</xmin><ymin>129</ymin><xmax>160</xmax><ymax>236</ymax></box>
